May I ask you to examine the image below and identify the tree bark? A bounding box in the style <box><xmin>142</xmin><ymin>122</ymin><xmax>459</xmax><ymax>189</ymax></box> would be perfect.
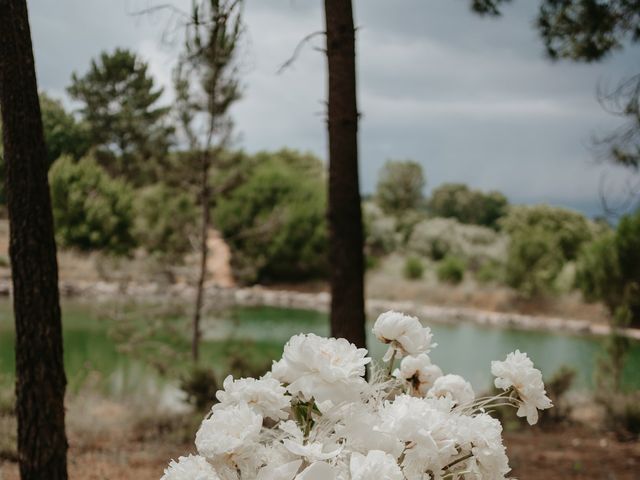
<box><xmin>324</xmin><ymin>0</ymin><xmax>366</xmax><ymax>348</ymax></box>
<box><xmin>0</xmin><ymin>1</ymin><xmax>69</xmax><ymax>479</ymax></box>
<box><xmin>192</xmin><ymin>151</ymin><xmax>211</xmax><ymax>363</ymax></box>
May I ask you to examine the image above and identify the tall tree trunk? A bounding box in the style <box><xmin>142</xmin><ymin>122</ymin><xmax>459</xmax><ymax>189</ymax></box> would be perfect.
<box><xmin>192</xmin><ymin>151</ymin><xmax>211</xmax><ymax>363</ymax></box>
<box><xmin>0</xmin><ymin>1</ymin><xmax>69</xmax><ymax>479</ymax></box>
<box><xmin>324</xmin><ymin>0</ymin><xmax>366</xmax><ymax>348</ymax></box>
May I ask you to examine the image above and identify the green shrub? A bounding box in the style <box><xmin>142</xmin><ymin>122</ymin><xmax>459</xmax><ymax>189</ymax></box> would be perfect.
<box><xmin>375</xmin><ymin>159</ymin><xmax>426</xmax><ymax>215</ymax></box>
<box><xmin>49</xmin><ymin>156</ymin><xmax>135</xmax><ymax>254</ymax></box>
<box><xmin>133</xmin><ymin>183</ymin><xmax>197</xmax><ymax>259</ymax></box>
<box><xmin>180</xmin><ymin>366</ymin><xmax>219</xmax><ymax>412</ymax></box>
<box><xmin>501</xmin><ymin>204</ymin><xmax>593</xmax><ymax>260</ymax></box>
<box><xmin>475</xmin><ymin>260</ymin><xmax>503</xmax><ymax>284</ymax></box>
<box><xmin>501</xmin><ymin>205</ymin><xmax>594</xmax><ymax>296</ymax></box>
<box><xmin>576</xmin><ymin>209</ymin><xmax>640</xmax><ymax>327</ymax></box>
<box><xmin>504</xmin><ymin>227</ymin><xmax>565</xmax><ymax>296</ymax></box>
<box><xmin>214</xmin><ymin>149</ymin><xmax>327</xmax><ymax>284</ymax></box>
<box><xmin>437</xmin><ymin>255</ymin><xmax>465</xmax><ymax>284</ymax></box>
<box><xmin>428</xmin><ymin>183</ymin><xmax>508</xmax><ymax>229</ymax></box>
<box><xmin>403</xmin><ymin>256</ymin><xmax>424</xmax><ymax>280</ymax></box>
<box><xmin>363</xmin><ymin>202</ymin><xmax>398</xmax><ymax>257</ymax></box>
<box><xmin>408</xmin><ymin>217</ymin><xmax>507</xmax><ymax>264</ymax></box>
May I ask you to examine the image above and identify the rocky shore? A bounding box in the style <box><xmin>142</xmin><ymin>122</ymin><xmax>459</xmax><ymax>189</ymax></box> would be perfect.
<box><xmin>0</xmin><ymin>279</ymin><xmax>638</xmax><ymax>340</ymax></box>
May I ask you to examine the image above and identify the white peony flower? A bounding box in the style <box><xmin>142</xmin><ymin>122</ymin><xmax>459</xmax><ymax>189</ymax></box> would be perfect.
<box><xmin>372</xmin><ymin>311</ymin><xmax>434</xmax><ymax>361</ymax></box>
<box><xmin>337</xmin><ymin>409</ymin><xmax>403</xmax><ymax>458</ymax></box>
<box><xmin>255</xmin><ymin>460</ymin><xmax>302</xmax><ymax>480</ymax></box>
<box><xmin>453</xmin><ymin>413</ymin><xmax>510</xmax><ymax>479</ymax></box>
<box><xmin>491</xmin><ymin>350</ymin><xmax>552</xmax><ymax>425</ymax></box>
<box><xmin>377</xmin><ymin>394</ymin><xmax>457</xmax><ymax>475</ymax></box>
<box><xmin>271</xmin><ymin>333</ymin><xmax>370</xmax><ymax>404</ymax></box>
<box><xmin>350</xmin><ymin>450</ymin><xmax>403</xmax><ymax>480</ymax></box>
<box><xmin>294</xmin><ymin>462</ymin><xmax>336</xmax><ymax>480</ymax></box>
<box><xmin>393</xmin><ymin>353</ymin><xmax>443</xmax><ymax>396</ymax></box>
<box><xmin>428</xmin><ymin>374</ymin><xmax>475</xmax><ymax>406</ymax></box>
<box><xmin>161</xmin><ymin>314</ymin><xmax>552</xmax><ymax>480</ymax></box>
<box><xmin>283</xmin><ymin>439</ymin><xmax>341</xmax><ymax>463</ymax></box>
<box><xmin>196</xmin><ymin>403</ymin><xmax>263</xmax><ymax>458</ymax></box>
<box><xmin>214</xmin><ymin>374</ymin><xmax>290</xmax><ymax>420</ymax></box>
<box><xmin>161</xmin><ymin>455</ymin><xmax>220</xmax><ymax>480</ymax></box>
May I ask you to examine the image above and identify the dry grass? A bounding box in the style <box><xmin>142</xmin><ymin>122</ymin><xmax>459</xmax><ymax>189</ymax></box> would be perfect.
<box><xmin>366</xmin><ymin>254</ymin><xmax>609</xmax><ymax>322</ymax></box>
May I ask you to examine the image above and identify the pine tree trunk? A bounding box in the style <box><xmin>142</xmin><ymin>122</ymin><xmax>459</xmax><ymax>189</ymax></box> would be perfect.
<box><xmin>192</xmin><ymin>151</ymin><xmax>211</xmax><ymax>363</ymax></box>
<box><xmin>0</xmin><ymin>1</ymin><xmax>69</xmax><ymax>479</ymax></box>
<box><xmin>324</xmin><ymin>0</ymin><xmax>366</xmax><ymax>348</ymax></box>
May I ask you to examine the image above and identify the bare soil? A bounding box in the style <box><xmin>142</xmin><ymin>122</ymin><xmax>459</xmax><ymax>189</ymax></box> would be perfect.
<box><xmin>1</xmin><ymin>423</ymin><xmax>638</xmax><ymax>479</ymax></box>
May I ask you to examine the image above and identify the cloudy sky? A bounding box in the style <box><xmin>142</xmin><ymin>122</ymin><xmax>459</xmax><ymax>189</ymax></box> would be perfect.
<box><xmin>28</xmin><ymin>0</ymin><xmax>637</xmax><ymax>217</ymax></box>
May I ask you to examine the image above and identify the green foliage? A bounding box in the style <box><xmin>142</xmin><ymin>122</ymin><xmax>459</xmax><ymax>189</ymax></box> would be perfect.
<box><xmin>375</xmin><ymin>159</ymin><xmax>426</xmax><ymax>215</ymax></box>
<box><xmin>214</xmin><ymin>149</ymin><xmax>327</xmax><ymax>284</ymax></box>
<box><xmin>180</xmin><ymin>366</ymin><xmax>218</xmax><ymax>412</ymax></box>
<box><xmin>500</xmin><ymin>205</ymin><xmax>593</xmax><ymax>296</ymax></box>
<box><xmin>576</xmin><ymin>232</ymin><xmax>622</xmax><ymax>308</ymax></box>
<box><xmin>174</xmin><ymin>0</ymin><xmax>242</xmax><ymax>149</ymax></box>
<box><xmin>501</xmin><ymin>205</ymin><xmax>593</xmax><ymax>260</ymax></box>
<box><xmin>363</xmin><ymin>202</ymin><xmax>398</xmax><ymax>257</ymax></box>
<box><xmin>40</xmin><ymin>92</ymin><xmax>90</xmax><ymax>164</ymax></box>
<box><xmin>133</xmin><ymin>184</ymin><xmax>198</xmax><ymax>259</ymax></box>
<box><xmin>577</xmin><ymin>209</ymin><xmax>640</xmax><ymax>327</ymax></box>
<box><xmin>403</xmin><ymin>256</ymin><xmax>424</xmax><ymax>280</ymax></box>
<box><xmin>469</xmin><ymin>0</ymin><xmax>511</xmax><ymax>16</ymax></box>
<box><xmin>408</xmin><ymin>217</ymin><xmax>507</xmax><ymax>265</ymax></box>
<box><xmin>0</xmin><ymin>93</ymin><xmax>89</xmax><ymax>206</ymax></box>
<box><xmin>428</xmin><ymin>183</ymin><xmax>508</xmax><ymax>229</ymax></box>
<box><xmin>504</xmin><ymin>227</ymin><xmax>565</xmax><ymax>296</ymax></box>
<box><xmin>437</xmin><ymin>255</ymin><xmax>465</xmax><ymax>284</ymax></box>
<box><xmin>49</xmin><ymin>156</ymin><xmax>135</xmax><ymax>254</ymax></box>
<box><xmin>537</xmin><ymin>0</ymin><xmax>639</xmax><ymax>62</ymax></box>
<box><xmin>475</xmin><ymin>260</ymin><xmax>503</xmax><ymax>284</ymax></box>
<box><xmin>68</xmin><ymin>48</ymin><xmax>173</xmax><ymax>184</ymax></box>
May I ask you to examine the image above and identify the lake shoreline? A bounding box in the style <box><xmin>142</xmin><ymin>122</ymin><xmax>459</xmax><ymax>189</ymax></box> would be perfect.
<box><xmin>0</xmin><ymin>279</ymin><xmax>637</xmax><ymax>341</ymax></box>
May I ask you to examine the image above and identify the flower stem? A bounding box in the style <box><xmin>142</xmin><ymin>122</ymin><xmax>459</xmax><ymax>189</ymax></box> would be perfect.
<box><xmin>442</xmin><ymin>452</ymin><xmax>474</xmax><ymax>472</ymax></box>
<box><xmin>387</xmin><ymin>350</ymin><xmax>397</xmax><ymax>377</ymax></box>
<box><xmin>303</xmin><ymin>401</ymin><xmax>313</xmax><ymax>442</ymax></box>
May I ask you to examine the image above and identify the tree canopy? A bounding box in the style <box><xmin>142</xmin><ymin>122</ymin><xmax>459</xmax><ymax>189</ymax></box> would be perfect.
<box><xmin>68</xmin><ymin>48</ymin><xmax>173</xmax><ymax>184</ymax></box>
<box><xmin>375</xmin><ymin>159</ymin><xmax>426</xmax><ymax>215</ymax></box>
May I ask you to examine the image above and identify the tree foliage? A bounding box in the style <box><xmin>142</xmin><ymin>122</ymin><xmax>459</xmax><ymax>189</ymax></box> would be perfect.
<box><xmin>501</xmin><ymin>205</ymin><xmax>593</xmax><ymax>295</ymax></box>
<box><xmin>428</xmin><ymin>183</ymin><xmax>508</xmax><ymax>229</ymax></box>
<box><xmin>536</xmin><ymin>0</ymin><xmax>640</xmax><ymax>62</ymax></box>
<box><xmin>375</xmin><ymin>159</ymin><xmax>426</xmax><ymax>215</ymax></box>
<box><xmin>49</xmin><ymin>156</ymin><xmax>135</xmax><ymax>254</ymax></box>
<box><xmin>214</xmin><ymin>150</ymin><xmax>327</xmax><ymax>284</ymax></box>
<box><xmin>133</xmin><ymin>184</ymin><xmax>198</xmax><ymax>259</ymax></box>
<box><xmin>173</xmin><ymin>0</ymin><xmax>244</xmax><ymax>363</ymax></box>
<box><xmin>67</xmin><ymin>48</ymin><xmax>173</xmax><ymax>184</ymax></box>
<box><xmin>577</xmin><ymin>209</ymin><xmax>640</xmax><ymax>327</ymax></box>
<box><xmin>40</xmin><ymin>93</ymin><xmax>90</xmax><ymax>165</ymax></box>
<box><xmin>0</xmin><ymin>93</ymin><xmax>89</xmax><ymax>204</ymax></box>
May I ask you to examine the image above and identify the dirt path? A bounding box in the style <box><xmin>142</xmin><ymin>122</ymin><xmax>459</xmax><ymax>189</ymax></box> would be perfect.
<box><xmin>206</xmin><ymin>229</ymin><xmax>235</xmax><ymax>288</ymax></box>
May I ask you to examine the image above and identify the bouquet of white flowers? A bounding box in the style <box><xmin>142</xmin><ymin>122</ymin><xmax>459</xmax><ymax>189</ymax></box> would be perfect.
<box><xmin>162</xmin><ymin>311</ymin><xmax>552</xmax><ymax>480</ymax></box>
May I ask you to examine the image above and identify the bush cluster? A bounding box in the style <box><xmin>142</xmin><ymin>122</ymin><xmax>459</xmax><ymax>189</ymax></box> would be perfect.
<box><xmin>50</xmin><ymin>156</ymin><xmax>136</xmax><ymax>254</ymax></box>
<box><xmin>501</xmin><ymin>205</ymin><xmax>594</xmax><ymax>296</ymax></box>
<box><xmin>214</xmin><ymin>149</ymin><xmax>328</xmax><ymax>284</ymax></box>
<box><xmin>576</xmin><ymin>208</ymin><xmax>640</xmax><ymax>327</ymax></box>
<box><xmin>428</xmin><ymin>183</ymin><xmax>508</xmax><ymax>229</ymax></box>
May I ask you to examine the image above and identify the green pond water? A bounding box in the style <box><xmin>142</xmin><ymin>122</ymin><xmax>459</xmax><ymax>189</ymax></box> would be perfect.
<box><xmin>0</xmin><ymin>300</ymin><xmax>639</xmax><ymax>395</ymax></box>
